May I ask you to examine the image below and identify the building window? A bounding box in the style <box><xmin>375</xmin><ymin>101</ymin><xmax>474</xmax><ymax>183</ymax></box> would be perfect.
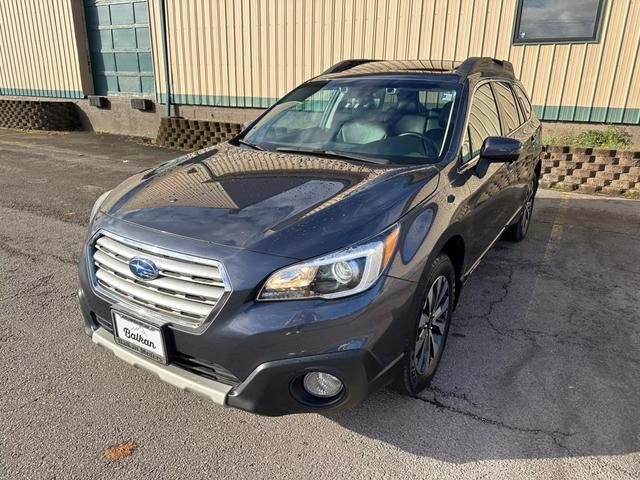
<box><xmin>513</xmin><ymin>0</ymin><xmax>604</xmax><ymax>44</ymax></box>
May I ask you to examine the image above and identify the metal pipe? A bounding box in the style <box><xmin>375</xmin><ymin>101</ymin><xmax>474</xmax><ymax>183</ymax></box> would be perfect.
<box><xmin>158</xmin><ymin>0</ymin><xmax>171</xmax><ymax>116</ymax></box>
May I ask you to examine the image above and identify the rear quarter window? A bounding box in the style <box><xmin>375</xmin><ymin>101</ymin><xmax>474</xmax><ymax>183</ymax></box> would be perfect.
<box><xmin>467</xmin><ymin>83</ymin><xmax>501</xmax><ymax>159</ymax></box>
<box><xmin>513</xmin><ymin>84</ymin><xmax>532</xmax><ymax>120</ymax></box>
<box><xmin>493</xmin><ymin>82</ymin><xmax>521</xmax><ymax>134</ymax></box>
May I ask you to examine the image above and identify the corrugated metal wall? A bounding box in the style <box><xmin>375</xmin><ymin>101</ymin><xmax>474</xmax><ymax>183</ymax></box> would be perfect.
<box><xmin>150</xmin><ymin>0</ymin><xmax>640</xmax><ymax>124</ymax></box>
<box><xmin>0</xmin><ymin>0</ymin><xmax>88</xmax><ymax>98</ymax></box>
<box><xmin>1</xmin><ymin>0</ymin><xmax>638</xmax><ymax>124</ymax></box>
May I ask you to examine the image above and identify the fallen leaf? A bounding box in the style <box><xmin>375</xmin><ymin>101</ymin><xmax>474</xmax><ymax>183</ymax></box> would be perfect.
<box><xmin>104</xmin><ymin>441</ymin><xmax>136</xmax><ymax>462</ymax></box>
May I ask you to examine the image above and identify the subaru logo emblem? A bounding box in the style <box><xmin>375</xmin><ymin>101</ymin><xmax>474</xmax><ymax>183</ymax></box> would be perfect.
<box><xmin>129</xmin><ymin>257</ymin><xmax>159</xmax><ymax>280</ymax></box>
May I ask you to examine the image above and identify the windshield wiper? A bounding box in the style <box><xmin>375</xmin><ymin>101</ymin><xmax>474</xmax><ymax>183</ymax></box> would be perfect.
<box><xmin>275</xmin><ymin>147</ymin><xmax>388</xmax><ymax>165</ymax></box>
<box><xmin>237</xmin><ymin>139</ymin><xmax>265</xmax><ymax>151</ymax></box>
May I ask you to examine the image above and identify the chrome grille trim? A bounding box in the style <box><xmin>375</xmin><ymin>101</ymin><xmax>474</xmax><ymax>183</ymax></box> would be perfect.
<box><xmin>88</xmin><ymin>231</ymin><xmax>231</xmax><ymax>331</ymax></box>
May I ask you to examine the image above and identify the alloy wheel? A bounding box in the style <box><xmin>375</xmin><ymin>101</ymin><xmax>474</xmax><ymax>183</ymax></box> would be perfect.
<box><xmin>521</xmin><ymin>182</ymin><xmax>535</xmax><ymax>233</ymax></box>
<box><xmin>414</xmin><ymin>275</ymin><xmax>450</xmax><ymax>376</ymax></box>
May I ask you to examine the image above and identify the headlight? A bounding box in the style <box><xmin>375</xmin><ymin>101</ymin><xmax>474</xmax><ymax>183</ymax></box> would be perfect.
<box><xmin>258</xmin><ymin>225</ymin><xmax>400</xmax><ymax>301</ymax></box>
<box><xmin>90</xmin><ymin>190</ymin><xmax>111</xmax><ymax>221</ymax></box>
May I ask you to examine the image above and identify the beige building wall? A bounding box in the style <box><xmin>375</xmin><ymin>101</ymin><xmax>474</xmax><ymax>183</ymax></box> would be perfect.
<box><xmin>1</xmin><ymin>0</ymin><xmax>638</xmax><ymax>126</ymax></box>
<box><xmin>150</xmin><ymin>0</ymin><xmax>640</xmax><ymax>124</ymax></box>
<box><xmin>0</xmin><ymin>0</ymin><xmax>92</xmax><ymax>98</ymax></box>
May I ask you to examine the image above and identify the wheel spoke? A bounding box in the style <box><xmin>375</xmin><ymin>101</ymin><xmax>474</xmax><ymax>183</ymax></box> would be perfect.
<box><xmin>415</xmin><ymin>330</ymin><xmax>426</xmax><ymax>352</ymax></box>
<box><xmin>421</xmin><ymin>335</ymin><xmax>431</xmax><ymax>372</ymax></box>
<box><xmin>434</xmin><ymin>277</ymin><xmax>445</xmax><ymax>308</ymax></box>
<box><xmin>430</xmin><ymin>328</ymin><xmax>443</xmax><ymax>357</ymax></box>
<box><xmin>426</xmin><ymin>286</ymin><xmax>435</xmax><ymax>317</ymax></box>
<box><xmin>431</xmin><ymin>304</ymin><xmax>448</xmax><ymax>324</ymax></box>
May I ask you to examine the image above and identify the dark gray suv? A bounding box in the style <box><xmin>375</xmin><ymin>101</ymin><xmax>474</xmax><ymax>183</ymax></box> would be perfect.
<box><xmin>78</xmin><ymin>58</ymin><xmax>542</xmax><ymax>415</ymax></box>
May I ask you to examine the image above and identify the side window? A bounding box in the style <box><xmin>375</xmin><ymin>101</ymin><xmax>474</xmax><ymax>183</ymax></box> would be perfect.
<box><xmin>513</xmin><ymin>84</ymin><xmax>532</xmax><ymax>121</ymax></box>
<box><xmin>465</xmin><ymin>83</ymin><xmax>501</xmax><ymax>161</ymax></box>
<box><xmin>493</xmin><ymin>82</ymin><xmax>521</xmax><ymax>134</ymax></box>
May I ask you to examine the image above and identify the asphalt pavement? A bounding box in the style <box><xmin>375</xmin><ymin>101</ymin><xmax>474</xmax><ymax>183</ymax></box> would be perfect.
<box><xmin>1</xmin><ymin>129</ymin><xmax>639</xmax><ymax>479</ymax></box>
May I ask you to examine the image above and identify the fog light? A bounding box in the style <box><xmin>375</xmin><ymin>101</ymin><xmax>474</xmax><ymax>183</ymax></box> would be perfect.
<box><xmin>303</xmin><ymin>372</ymin><xmax>343</xmax><ymax>398</ymax></box>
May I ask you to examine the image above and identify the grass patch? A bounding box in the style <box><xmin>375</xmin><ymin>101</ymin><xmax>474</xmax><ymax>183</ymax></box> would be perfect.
<box><xmin>543</xmin><ymin>125</ymin><xmax>632</xmax><ymax>149</ymax></box>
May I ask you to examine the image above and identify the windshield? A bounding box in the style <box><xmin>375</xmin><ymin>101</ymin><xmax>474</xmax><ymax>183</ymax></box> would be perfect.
<box><xmin>241</xmin><ymin>77</ymin><xmax>459</xmax><ymax>165</ymax></box>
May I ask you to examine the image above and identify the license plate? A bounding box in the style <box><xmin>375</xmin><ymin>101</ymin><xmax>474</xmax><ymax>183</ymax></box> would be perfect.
<box><xmin>112</xmin><ymin>311</ymin><xmax>167</xmax><ymax>364</ymax></box>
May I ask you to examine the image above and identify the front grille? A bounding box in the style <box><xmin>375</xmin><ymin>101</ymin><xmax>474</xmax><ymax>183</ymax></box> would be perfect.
<box><xmin>91</xmin><ymin>233</ymin><xmax>229</xmax><ymax>328</ymax></box>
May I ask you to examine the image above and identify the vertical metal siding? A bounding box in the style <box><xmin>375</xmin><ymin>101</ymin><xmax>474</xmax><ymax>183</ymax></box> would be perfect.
<box><xmin>0</xmin><ymin>0</ymin><xmax>87</xmax><ymax>98</ymax></box>
<box><xmin>148</xmin><ymin>0</ymin><xmax>639</xmax><ymax>123</ymax></box>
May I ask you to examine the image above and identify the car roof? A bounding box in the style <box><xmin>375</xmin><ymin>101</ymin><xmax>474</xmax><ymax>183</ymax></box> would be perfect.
<box><xmin>315</xmin><ymin>57</ymin><xmax>516</xmax><ymax>83</ymax></box>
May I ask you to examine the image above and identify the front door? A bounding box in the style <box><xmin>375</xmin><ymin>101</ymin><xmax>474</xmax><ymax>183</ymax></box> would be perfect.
<box><xmin>456</xmin><ymin>82</ymin><xmax>513</xmax><ymax>266</ymax></box>
<box><xmin>85</xmin><ymin>0</ymin><xmax>154</xmax><ymax>96</ymax></box>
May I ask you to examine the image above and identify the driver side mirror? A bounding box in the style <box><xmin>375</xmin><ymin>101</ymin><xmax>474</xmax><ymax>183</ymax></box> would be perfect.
<box><xmin>480</xmin><ymin>136</ymin><xmax>522</xmax><ymax>163</ymax></box>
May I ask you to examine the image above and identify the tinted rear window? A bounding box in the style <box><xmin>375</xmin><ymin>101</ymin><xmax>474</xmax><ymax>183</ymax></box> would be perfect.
<box><xmin>467</xmin><ymin>83</ymin><xmax>501</xmax><ymax>158</ymax></box>
<box><xmin>493</xmin><ymin>82</ymin><xmax>521</xmax><ymax>134</ymax></box>
<box><xmin>513</xmin><ymin>84</ymin><xmax>532</xmax><ymax>120</ymax></box>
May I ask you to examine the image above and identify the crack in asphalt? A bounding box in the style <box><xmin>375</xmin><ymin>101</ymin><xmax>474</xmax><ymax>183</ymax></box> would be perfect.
<box><xmin>0</xmin><ymin>238</ymin><xmax>76</xmax><ymax>266</ymax></box>
<box><xmin>465</xmin><ymin>262</ymin><xmax>515</xmax><ymax>337</ymax></box>
<box><xmin>414</xmin><ymin>393</ymin><xmax>575</xmax><ymax>442</ymax></box>
<box><xmin>457</xmin><ymin>253</ymin><xmax>640</xmax><ymax>366</ymax></box>
<box><xmin>426</xmin><ymin>385</ymin><xmax>480</xmax><ymax>409</ymax></box>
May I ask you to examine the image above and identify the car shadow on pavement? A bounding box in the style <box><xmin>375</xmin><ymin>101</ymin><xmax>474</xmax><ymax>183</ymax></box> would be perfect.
<box><xmin>326</xmin><ymin>193</ymin><xmax>640</xmax><ymax>463</ymax></box>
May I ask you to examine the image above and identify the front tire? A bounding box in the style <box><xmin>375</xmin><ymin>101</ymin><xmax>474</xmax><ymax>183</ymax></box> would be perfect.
<box><xmin>504</xmin><ymin>178</ymin><xmax>537</xmax><ymax>242</ymax></box>
<box><xmin>394</xmin><ymin>254</ymin><xmax>456</xmax><ymax>395</ymax></box>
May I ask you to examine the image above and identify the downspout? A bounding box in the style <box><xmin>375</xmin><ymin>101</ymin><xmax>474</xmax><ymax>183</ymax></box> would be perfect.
<box><xmin>158</xmin><ymin>0</ymin><xmax>172</xmax><ymax>116</ymax></box>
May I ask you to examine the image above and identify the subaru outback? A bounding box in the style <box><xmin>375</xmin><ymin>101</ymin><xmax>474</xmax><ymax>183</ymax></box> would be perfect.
<box><xmin>78</xmin><ymin>57</ymin><xmax>542</xmax><ymax>415</ymax></box>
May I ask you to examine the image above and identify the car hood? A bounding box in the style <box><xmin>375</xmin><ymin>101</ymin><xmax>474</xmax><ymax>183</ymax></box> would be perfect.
<box><xmin>101</xmin><ymin>144</ymin><xmax>439</xmax><ymax>259</ymax></box>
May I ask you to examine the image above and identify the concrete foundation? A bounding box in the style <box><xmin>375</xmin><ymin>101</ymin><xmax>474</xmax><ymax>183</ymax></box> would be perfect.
<box><xmin>3</xmin><ymin>94</ymin><xmax>640</xmax><ymax>148</ymax></box>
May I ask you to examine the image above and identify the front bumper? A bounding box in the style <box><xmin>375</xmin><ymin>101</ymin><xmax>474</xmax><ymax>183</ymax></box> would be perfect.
<box><xmin>78</xmin><ymin>221</ymin><xmax>420</xmax><ymax>415</ymax></box>
<box><xmin>90</xmin><ymin>325</ymin><xmax>399</xmax><ymax>416</ymax></box>
<box><xmin>92</xmin><ymin>327</ymin><xmax>232</xmax><ymax>404</ymax></box>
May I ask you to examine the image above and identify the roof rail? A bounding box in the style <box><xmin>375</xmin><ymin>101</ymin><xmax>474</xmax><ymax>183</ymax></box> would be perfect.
<box><xmin>455</xmin><ymin>57</ymin><xmax>515</xmax><ymax>79</ymax></box>
<box><xmin>321</xmin><ymin>59</ymin><xmax>379</xmax><ymax>75</ymax></box>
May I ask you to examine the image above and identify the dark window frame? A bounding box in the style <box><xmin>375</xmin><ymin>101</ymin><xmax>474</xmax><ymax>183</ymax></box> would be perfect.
<box><xmin>512</xmin><ymin>0</ymin><xmax>605</xmax><ymax>44</ymax></box>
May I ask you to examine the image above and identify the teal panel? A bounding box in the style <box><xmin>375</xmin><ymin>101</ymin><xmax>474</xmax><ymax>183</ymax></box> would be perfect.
<box><xmin>136</xmin><ymin>27</ymin><xmax>150</xmax><ymax>49</ymax></box>
<box><xmin>622</xmin><ymin>108</ymin><xmax>640</xmax><ymax>124</ymax></box>
<box><xmin>532</xmin><ymin>105</ymin><xmax>544</xmax><ymax>118</ymax></box>
<box><xmin>0</xmin><ymin>88</ymin><xmax>83</xmax><ymax>98</ymax></box>
<box><xmin>110</xmin><ymin>3</ymin><xmax>134</xmax><ymax>25</ymax></box>
<box><xmin>118</xmin><ymin>76</ymin><xmax>141</xmax><ymax>93</ymax></box>
<box><xmin>88</xmin><ymin>29</ymin><xmax>113</xmax><ymax>51</ymax></box>
<box><xmin>533</xmin><ymin>105</ymin><xmax>640</xmax><ymax>125</ymax></box>
<box><xmin>141</xmin><ymin>77</ymin><xmax>154</xmax><ymax>93</ymax></box>
<box><xmin>133</xmin><ymin>2</ymin><xmax>149</xmax><ymax>23</ymax></box>
<box><xmin>94</xmin><ymin>75</ymin><xmax>119</xmax><ymax>93</ymax></box>
<box><xmin>115</xmin><ymin>52</ymin><xmax>139</xmax><ymax>72</ymax></box>
<box><xmin>138</xmin><ymin>52</ymin><xmax>153</xmax><ymax>72</ymax></box>
<box><xmin>86</xmin><ymin>5</ymin><xmax>110</xmax><ymax>25</ymax></box>
<box><xmin>112</xmin><ymin>28</ymin><xmax>136</xmax><ymax>49</ymax></box>
<box><xmin>92</xmin><ymin>52</ymin><xmax>116</xmax><ymax>72</ymax></box>
<box><xmin>557</xmin><ymin>106</ymin><xmax>576</xmax><ymax>122</ymax></box>
<box><xmin>85</xmin><ymin>0</ymin><xmax>153</xmax><ymax>95</ymax></box>
<box><xmin>605</xmin><ymin>108</ymin><xmax>624</xmax><ymax>124</ymax></box>
<box><xmin>572</xmin><ymin>107</ymin><xmax>591</xmax><ymax>122</ymax></box>
<box><xmin>542</xmin><ymin>105</ymin><xmax>560</xmax><ymax>120</ymax></box>
<box><xmin>588</xmin><ymin>107</ymin><xmax>607</xmax><ymax>123</ymax></box>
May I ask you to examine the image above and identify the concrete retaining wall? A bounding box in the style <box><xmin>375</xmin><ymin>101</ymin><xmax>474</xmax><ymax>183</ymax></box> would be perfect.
<box><xmin>0</xmin><ymin>99</ymin><xmax>79</xmax><ymax>131</ymax></box>
<box><xmin>156</xmin><ymin>117</ymin><xmax>242</xmax><ymax>150</ymax></box>
<box><xmin>540</xmin><ymin>146</ymin><xmax>640</xmax><ymax>198</ymax></box>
